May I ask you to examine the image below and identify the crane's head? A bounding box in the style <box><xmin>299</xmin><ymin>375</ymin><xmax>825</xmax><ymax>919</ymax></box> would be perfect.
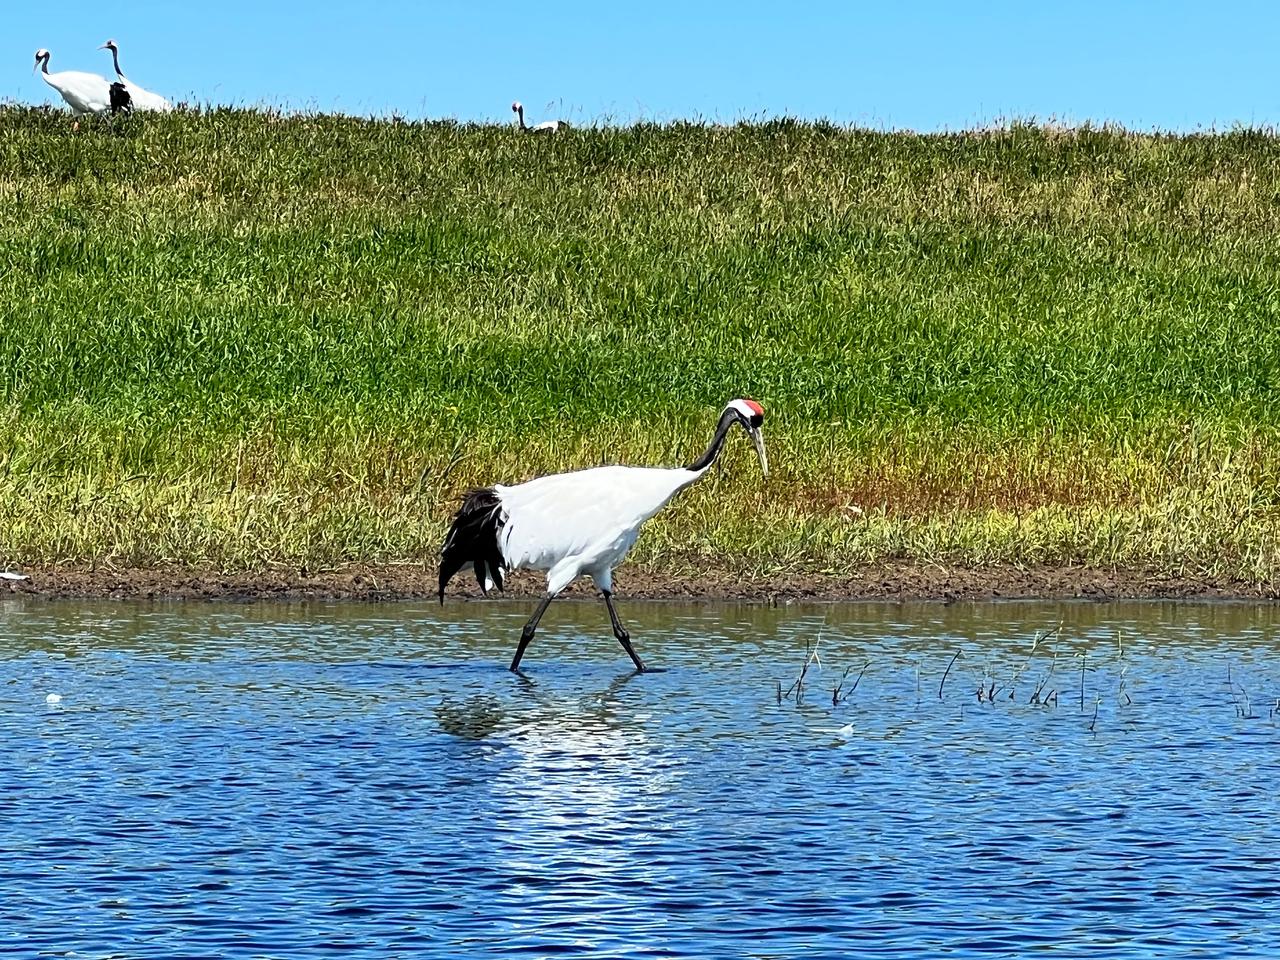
<box><xmin>99</xmin><ymin>39</ymin><xmax>119</xmax><ymax>52</ymax></box>
<box><xmin>725</xmin><ymin>398</ymin><xmax>768</xmax><ymax>479</ymax></box>
<box><xmin>33</xmin><ymin>49</ymin><xmax>49</xmax><ymax>67</ymax></box>
<box><xmin>511</xmin><ymin>101</ymin><xmax>523</xmax><ymax>114</ymax></box>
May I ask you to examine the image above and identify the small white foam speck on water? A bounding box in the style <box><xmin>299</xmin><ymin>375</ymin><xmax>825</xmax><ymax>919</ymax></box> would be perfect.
<box><xmin>45</xmin><ymin>693</ymin><xmax>62</xmax><ymax>705</ymax></box>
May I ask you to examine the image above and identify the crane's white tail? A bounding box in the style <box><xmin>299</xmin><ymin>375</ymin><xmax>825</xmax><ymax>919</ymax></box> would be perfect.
<box><xmin>439</xmin><ymin>488</ymin><xmax>507</xmax><ymax>603</ymax></box>
<box><xmin>109</xmin><ymin>82</ymin><xmax>131</xmax><ymax>114</ymax></box>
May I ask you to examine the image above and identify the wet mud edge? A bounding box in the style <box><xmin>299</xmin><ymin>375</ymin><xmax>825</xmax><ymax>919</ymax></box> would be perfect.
<box><xmin>3</xmin><ymin>563</ymin><xmax>1277</xmax><ymax>603</ymax></box>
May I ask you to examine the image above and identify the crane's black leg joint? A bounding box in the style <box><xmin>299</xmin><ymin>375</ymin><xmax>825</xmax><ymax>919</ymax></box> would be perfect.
<box><xmin>603</xmin><ymin>591</ymin><xmax>645</xmax><ymax>673</ymax></box>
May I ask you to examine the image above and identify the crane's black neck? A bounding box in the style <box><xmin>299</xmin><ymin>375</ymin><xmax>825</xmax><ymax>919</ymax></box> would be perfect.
<box><xmin>109</xmin><ymin>46</ymin><xmax>126</xmax><ymax>80</ymax></box>
<box><xmin>39</xmin><ymin>54</ymin><xmax>50</xmax><ymax>75</ymax></box>
<box><xmin>685</xmin><ymin>408</ymin><xmax>739</xmax><ymax>473</ymax></box>
<box><xmin>516</xmin><ymin>106</ymin><xmax>527</xmax><ymax>131</ymax></box>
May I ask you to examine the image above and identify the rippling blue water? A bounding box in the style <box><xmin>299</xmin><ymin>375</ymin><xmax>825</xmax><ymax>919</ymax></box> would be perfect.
<box><xmin>2</xmin><ymin>598</ymin><xmax>1279</xmax><ymax>957</ymax></box>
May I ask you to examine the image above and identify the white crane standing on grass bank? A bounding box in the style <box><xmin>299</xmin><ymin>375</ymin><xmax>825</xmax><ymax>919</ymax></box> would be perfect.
<box><xmin>34</xmin><ymin>49</ymin><xmax>123</xmax><ymax>115</ymax></box>
<box><xmin>439</xmin><ymin>399</ymin><xmax>769</xmax><ymax>673</ymax></box>
<box><xmin>512</xmin><ymin>100</ymin><xmax>569</xmax><ymax>133</ymax></box>
<box><xmin>99</xmin><ymin>40</ymin><xmax>173</xmax><ymax>112</ymax></box>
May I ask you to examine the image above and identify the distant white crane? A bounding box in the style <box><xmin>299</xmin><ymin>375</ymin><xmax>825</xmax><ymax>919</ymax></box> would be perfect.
<box><xmin>512</xmin><ymin>101</ymin><xmax>569</xmax><ymax>134</ymax></box>
<box><xmin>439</xmin><ymin>399</ymin><xmax>769</xmax><ymax>672</ymax></box>
<box><xmin>34</xmin><ymin>49</ymin><xmax>121</xmax><ymax>115</ymax></box>
<box><xmin>99</xmin><ymin>39</ymin><xmax>173</xmax><ymax>112</ymax></box>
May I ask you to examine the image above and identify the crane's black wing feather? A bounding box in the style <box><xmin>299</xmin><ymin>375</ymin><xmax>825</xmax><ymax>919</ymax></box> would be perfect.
<box><xmin>109</xmin><ymin>82</ymin><xmax>132</xmax><ymax>114</ymax></box>
<box><xmin>439</xmin><ymin>488</ymin><xmax>507</xmax><ymax>603</ymax></box>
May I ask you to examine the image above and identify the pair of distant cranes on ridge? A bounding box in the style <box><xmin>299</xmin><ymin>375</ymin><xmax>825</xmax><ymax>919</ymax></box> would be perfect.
<box><xmin>35</xmin><ymin>42</ymin><xmax>171</xmax><ymax>116</ymax></box>
<box><xmin>33</xmin><ymin>44</ymin><xmax>569</xmax><ymax>134</ymax></box>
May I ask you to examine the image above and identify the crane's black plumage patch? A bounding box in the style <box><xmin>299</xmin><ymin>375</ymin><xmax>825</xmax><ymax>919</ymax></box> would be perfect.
<box><xmin>109</xmin><ymin>82</ymin><xmax>131</xmax><ymax>114</ymax></box>
<box><xmin>439</xmin><ymin>488</ymin><xmax>507</xmax><ymax>603</ymax></box>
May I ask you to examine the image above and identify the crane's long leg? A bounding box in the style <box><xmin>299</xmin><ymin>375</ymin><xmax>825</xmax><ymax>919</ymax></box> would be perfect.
<box><xmin>603</xmin><ymin>591</ymin><xmax>646</xmax><ymax>673</ymax></box>
<box><xmin>510</xmin><ymin>594</ymin><xmax>555</xmax><ymax>672</ymax></box>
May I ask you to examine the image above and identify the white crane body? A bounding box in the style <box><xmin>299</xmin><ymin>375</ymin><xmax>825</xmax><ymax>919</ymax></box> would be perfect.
<box><xmin>496</xmin><ymin>465</ymin><xmax>700</xmax><ymax>594</ymax></box>
<box><xmin>34</xmin><ymin>50</ymin><xmax>114</xmax><ymax>115</ymax></box>
<box><xmin>512</xmin><ymin>101</ymin><xmax>569</xmax><ymax>133</ymax></box>
<box><xmin>439</xmin><ymin>399</ymin><xmax>768</xmax><ymax>672</ymax></box>
<box><xmin>115</xmin><ymin>80</ymin><xmax>171</xmax><ymax>113</ymax></box>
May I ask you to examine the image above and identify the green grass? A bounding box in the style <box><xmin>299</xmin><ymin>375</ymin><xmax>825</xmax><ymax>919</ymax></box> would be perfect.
<box><xmin>2</xmin><ymin>106</ymin><xmax>1280</xmax><ymax>583</ymax></box>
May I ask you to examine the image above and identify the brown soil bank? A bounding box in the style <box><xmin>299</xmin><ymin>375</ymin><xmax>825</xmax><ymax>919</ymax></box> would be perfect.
<box><xmin>3</xmin><ymin>564</ymin><xmax>1277</xmax><ymax>603</ymax></box>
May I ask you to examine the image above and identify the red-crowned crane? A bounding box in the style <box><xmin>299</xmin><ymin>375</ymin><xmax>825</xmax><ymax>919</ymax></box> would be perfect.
<box><xmin>99</xmin><ymin>40</ymin><xmax>173</xmax><ymax>112</ymax></box>
<box><xmin>512</xmin><ymin>100</ymin><xmax>570</xmax><ymax>133</ymax></box>
<box><xmin>34</xmin><ymin>49</ymin><xmax>122</xmax><ymax>115</ymax></box>
<box><xmin>439</xmin><ymin>399</ymin><xmax>768</xmax><ymax>673</ymax></box>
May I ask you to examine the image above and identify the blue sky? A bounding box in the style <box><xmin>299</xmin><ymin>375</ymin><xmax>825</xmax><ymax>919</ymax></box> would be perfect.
<box><xmin>6</xmin><ymin>1</ymin><xmax>1277</xmax><ymax>130</ymax></box>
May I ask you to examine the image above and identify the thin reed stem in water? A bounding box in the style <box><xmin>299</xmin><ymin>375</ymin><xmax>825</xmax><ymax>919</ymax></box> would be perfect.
<box><xmin>939</xmin><ymin>649</ymin><xmax>962</xmax><ymax>701</ymax></box>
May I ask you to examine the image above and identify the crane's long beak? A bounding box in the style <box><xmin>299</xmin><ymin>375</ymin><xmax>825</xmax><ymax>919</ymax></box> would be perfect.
<box><xmin>750</xmin><ymin>426</ymin><xmax>769</xmax><ymax>479</ymax></box>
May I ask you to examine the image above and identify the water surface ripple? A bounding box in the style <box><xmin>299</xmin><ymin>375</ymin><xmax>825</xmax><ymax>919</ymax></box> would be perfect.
<box><xmin>2</xmin><ymin>599</ymin><xmax>1279</xmax><ymax>957</ymax></box>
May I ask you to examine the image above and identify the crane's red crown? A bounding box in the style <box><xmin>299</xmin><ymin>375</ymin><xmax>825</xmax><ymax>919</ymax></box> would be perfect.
<box><xmin>727</xmin><ymin>398</ymin><xmax>765</xmax><ymax>427</ymax></box>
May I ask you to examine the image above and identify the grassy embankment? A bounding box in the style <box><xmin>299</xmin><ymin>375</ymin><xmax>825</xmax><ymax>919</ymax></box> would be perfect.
<box><xmin>1</xmin><ymin>107</ymin><xmax>1279</xmax><ymax>588</ymax></box>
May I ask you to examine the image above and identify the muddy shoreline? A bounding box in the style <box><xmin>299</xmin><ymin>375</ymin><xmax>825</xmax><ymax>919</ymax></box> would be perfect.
<box><xmin>2</xmin><ymin>563</ymin><xmax>1276</xmax><ymax>603</ymax></box>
